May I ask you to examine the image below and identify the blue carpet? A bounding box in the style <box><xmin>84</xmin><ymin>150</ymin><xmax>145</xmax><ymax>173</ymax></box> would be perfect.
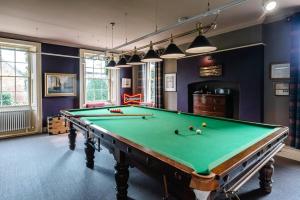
<box><xmin>0</xmin><ymin>134</ymin><xmax>299</xmax><ymax>200</ymax></box>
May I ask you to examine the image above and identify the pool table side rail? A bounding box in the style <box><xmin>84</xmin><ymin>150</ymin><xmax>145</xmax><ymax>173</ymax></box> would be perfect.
<box><xmin>66</xmin><ymin>105</ymin><xmax>282</xmax><ymax>129</ymax></box>
<box><xmin>211</xmin><ymin>126</ymin><xmax>288</xmax><ymax>177</ymax></box>
<box><xmin>60</xmin><ymin>108</ymin><xmax>289</xmax><ymax>192</ymax></box>
<box><xmin>131</xmin><ymin>105</ymin><xmax>283</xmax><ymax>128</ymax></box>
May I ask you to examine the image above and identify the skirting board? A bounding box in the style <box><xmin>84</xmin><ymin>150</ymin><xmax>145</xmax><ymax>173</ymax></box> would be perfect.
<box><xmin>277</xmin><ymin>146</ymin><xmax>300</xmax><ymax>162</ymax></box>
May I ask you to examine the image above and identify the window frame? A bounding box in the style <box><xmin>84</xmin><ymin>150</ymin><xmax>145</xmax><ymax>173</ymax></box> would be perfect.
<box><xmin>0</xmin><ymin>46</ymin><xmax>32</xmax><ymax>107</ymax></box>
<box><xmin>80</xmin><ymin>49</ymin><xmax>119</xmax><ymax>107</ymax></box>
<box><xmin>144</xmin><ymin>62</ymin><xmax>156</xmax><ymax>103</ymax></box>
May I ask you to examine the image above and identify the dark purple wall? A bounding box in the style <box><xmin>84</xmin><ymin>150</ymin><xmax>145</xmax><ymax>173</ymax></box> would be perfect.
<box><xmin>262</xmin><ymin>18</ymin><xmax>290</xmax><ymax>126</ymax></box>
<box><xmin>177</xmin><ymin>45</ymin><xmax>264</xmax><ymax>122</ymax></box>
<box><xmin>42</xmin><ymin>43</ymin><xmax>80</xmax><ymax>125</ymax></box>
<box><xmin>120</xmin><ymin>67</ymin><xmax>133</xmax><ymax>105</ymax></box>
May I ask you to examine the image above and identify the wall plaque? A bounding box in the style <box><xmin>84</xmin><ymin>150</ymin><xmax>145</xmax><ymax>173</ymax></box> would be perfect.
<box><xmin>200</xmin><ymin>65</ymin><xmax>222</xmax><ymax>77</ymax></box>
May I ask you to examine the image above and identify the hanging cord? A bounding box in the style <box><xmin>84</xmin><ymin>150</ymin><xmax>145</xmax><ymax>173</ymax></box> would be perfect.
<box><xmin>111</xmin><ymin>22</ymin><xmax>115</xmax><ymax>49</ymax></box>
<box><xmin>154</xmin><ymin>0</ymin><xmax>158</xmax><ymax>32</ymax></box>
<box><xmin>105</xmin><ymin>24</ymin><xmax>108</xmax><ymax>50</ymax></box>
<box><xmin>124</xmin><ymin>12</ymin><xmax>128</xmax><ymax>43</ymax></box>
<box><xmin>208</xmin><ymin>0</ymin><xmax>210</xmax><ymax>12</ymax></box>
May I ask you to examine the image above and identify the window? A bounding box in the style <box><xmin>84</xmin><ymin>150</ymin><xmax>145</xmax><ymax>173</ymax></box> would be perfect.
<box><xmin>146</xmin><ymin>62</ymin><xmax>156</xmax><ymax>103</ymax></box>
<box><xmin>0</xmin><ymin>47</ymin><xmax>30</xmax><ymax>107</ymax></box>
<box><xmin>83</xmin><ymin>53</ymin><xmax>110</xmax><ymax>103</ymax></box>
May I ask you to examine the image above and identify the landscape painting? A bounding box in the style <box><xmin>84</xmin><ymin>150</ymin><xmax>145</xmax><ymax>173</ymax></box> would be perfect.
<box><xmin>45</xmin><ymin>73</ymin><xmax>76</xmax><ymax>97</ymax></box>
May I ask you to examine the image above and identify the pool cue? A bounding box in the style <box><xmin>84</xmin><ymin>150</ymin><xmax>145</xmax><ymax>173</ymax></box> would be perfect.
<box><xmin>71</xmin><ymin>113</ymin><xmax>153</xmax><ymax>118</ymax></box>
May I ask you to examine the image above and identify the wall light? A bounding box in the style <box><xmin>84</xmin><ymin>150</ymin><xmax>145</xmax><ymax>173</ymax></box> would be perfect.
<box><xmin>264</xmin><ymin>0</ymin><xmax>277</xmax><ymax>12</ymax></box>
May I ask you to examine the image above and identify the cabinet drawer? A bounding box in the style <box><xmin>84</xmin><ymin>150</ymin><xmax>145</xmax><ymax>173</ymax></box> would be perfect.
<box><xmin>194</xmin><ymin>105</ymin><xmax>226</xmax><ymax>112</ymax></box>
<box><xmin>193</xmin><ymin>95</ymin><xmax>226</xmax><ymax>106</ymax></box>
<box><xmin>194</xmin><ymin>110</ymin><xmax>226</xmax><ymax>117</ymax></box>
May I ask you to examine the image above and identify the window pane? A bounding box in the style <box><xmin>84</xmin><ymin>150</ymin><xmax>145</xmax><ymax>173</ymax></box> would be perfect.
<box><xmin>2</xmin><ymin>62</ymin><xmax>15</xmax><ymax>76</ymax></box>
<box><xmin>94</xmin><ymin>89</ymin><xmax>108</xmax><ymax>101</ymax></box>
<box><xmin>94</xmin><ymin>89</ymin><xmax>102</xmax><ymax>101</ymax></box>
<box><xmin>16</xmin><ymin>63</ymin><xmax>29</xmax><ymax>76</ymax></box>
<box><xmin>1</xmin><ymin>92</ymin><xmax>15</xmax><ymax>106</ymax></box>
<box><xmin>85</xmin><ymin>59</ymin><xmax>93</xmax><ymax>68</ymax></box>
<box><xmin>86</xmin><ymin>89</ymin><xmax>95</xmax><ymax>102</ymax></box>
<box><xmin>94</xmin><ymin>60</ymin><xmax>102</xmax><ymax>68</ymax></box>
<box><xmin>15</xmin><ymin>92</ymin><xmax>28</xmax><ymax>105</ymax></box>
<box><xmin>85</xmin><ymin>67</ymin><xmax>93</xmax><ymax>73</ymax></box>
<box><xmin>100</xmin><ymin>79</ymin><xmax>108</xmax><ymax>89</ymax></box>
<box><xmin>2</xmin><ymin>77</ymin><xmax>15</xmax><ymax>91</ymax></box>
<box><xmin>16</xmin><ymin>77</ymin><xmax>28</xmax><ymax>92</ymax></box>
<box><xmin>16</xmin><ymin>51</ymin><xmax>28</xmax><ymax>63</ymax></box>
<box><xmin>94</xmin><ymin>68</ymin><xmax>102</xmax><ymax>74</ymax></box>
<box><xmin>1</xmin><ymin>49</ymin><xmax>15</xmax><ymax>62</ymax></box>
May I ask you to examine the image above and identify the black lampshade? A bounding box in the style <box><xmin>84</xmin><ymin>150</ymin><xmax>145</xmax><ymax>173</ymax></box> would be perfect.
<box><xmin>160</xmin><ymin>42</ymin><xmax>185</xmax><ymax>59</ymax></box>
<box><xmin>186</xmin><ymin>35</ymin><xmax>217</xmax><ymax>54</ymax></box>
<box><xmin>127</xmin><ymin>53</ymin><xmax>144</xmax><ymax>65</ymax></box>
<box><xmin>106</xmin><ymin>57</ymin><xmax>119</xmax><ymax>69</ymax></box>
<box><xmin>141</xmin><ymin>48</ymin><xmax>162</xmax><ymax>62</ymax></box>
<box><xmin>116</xmin><ymin>57</ymin><xmax>130</xmax><ymax>67</ymax></box>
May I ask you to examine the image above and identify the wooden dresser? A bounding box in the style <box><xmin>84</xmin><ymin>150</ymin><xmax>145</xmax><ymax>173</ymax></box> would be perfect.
<box><xmin>193</xmin><ymin>94</ymin><xmax>229</xmax><ymax>117</ymax></box>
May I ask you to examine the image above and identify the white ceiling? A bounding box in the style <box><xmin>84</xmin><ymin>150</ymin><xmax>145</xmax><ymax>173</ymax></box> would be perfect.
<box><xmin>0</xmin><ymin>0</ymin><xmax>299</xmax><ymax>52</ymax></box>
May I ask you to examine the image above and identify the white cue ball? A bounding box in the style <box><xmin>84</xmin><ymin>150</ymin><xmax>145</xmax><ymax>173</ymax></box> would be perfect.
<box><xmin>196</xmin><ymin>129</ymin><xmax>202</xmax><ymax>134</ymax></box>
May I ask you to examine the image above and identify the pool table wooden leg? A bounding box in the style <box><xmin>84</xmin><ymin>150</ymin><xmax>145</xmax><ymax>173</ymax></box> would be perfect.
<box><xmin>68</xmin><ymin>124</ymin><xmax>77</xmax><ymax>150</ymax></box>
<box><xmin>259</xmin><ymin>158</ymin><xmax>275</xmax><ymax>193</ymax></box>
<box><xmin>114</xmin><ymin>150</ymin><xmax>129</xmax><ymax>200</ymax></box>
<box><xmin>193</xmin><ymin>190</ymin><xmax>211</xmax><ymax>200</ymax></box>
<box><xmin>85</xmin><ymin>136</ymin><xmax>95</xmax><ymax>169</ymax></box>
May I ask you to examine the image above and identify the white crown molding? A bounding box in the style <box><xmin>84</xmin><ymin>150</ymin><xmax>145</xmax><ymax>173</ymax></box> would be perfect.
<box><xmin>0</xmin><ymin>31</ymin><xmax>107</xmax><ymax>52</ymax></box>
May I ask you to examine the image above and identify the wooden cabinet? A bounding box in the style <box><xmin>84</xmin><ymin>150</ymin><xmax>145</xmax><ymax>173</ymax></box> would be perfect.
<box><xmin>193</xmin><ymin>94</ymin><xmax>229</xmax><ymax>117</ymax></box>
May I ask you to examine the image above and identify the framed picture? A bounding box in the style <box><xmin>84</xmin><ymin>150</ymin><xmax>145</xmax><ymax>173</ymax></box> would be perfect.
<box><xmin>270</xmin><ymin>63</ymin><xmax>290</xmax><ymax>79</ymax></box>
<box><xmin>45</xmin><ymin>73</ymin><xmax>77</xmax><ymax>97</ymax></box>
<box><xmin>122</xmin><ymin>78</ymin><xmax>131</xmax><ymax>88</ymax></box>
<box><xmin>200</xmin><ymin>65</ymin><xmax>222</xmax><ymax>77</ymax></box>
<box><xmin>164</xmin><ymin>73</ymin><xmax>176</xmax><ymax>92</ymax></box>
<box><xmin>274</xmin><ymin>82</ymin><xmax>289</xmax><ymax>96</ymax></box>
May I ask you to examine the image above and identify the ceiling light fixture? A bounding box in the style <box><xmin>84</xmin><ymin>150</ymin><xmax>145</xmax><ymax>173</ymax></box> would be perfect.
<box><xmin>186</xmin><ymin>23</ymin><xmax>217</xmax><ymax>54</ymax></box>
<box><xmin>127</xmin><ymin>47</ymin><xmax>144</xmax><ymax>65</ymax></box>
<box><xmin>106</xmin><ymin>56</ymin><xmax>116</xmax><ymax>68</ymax></box>
<box><xmin>141</xmin><ymin>41</ymin><xmax>162</xmax><ymax>62</ymax></box>
<box><xmin>264</xmin><ymin>0</ymin><xmax>277</xmax><ymax>12</ymax></box>
<box><xmin>160</xmin><ymin>35</ymin><xmax>185</xmax><ymax>59</ymax></box>
<box><xmin>116</xmin><ymin>56</ymin><xmax>131</xmax><ymax>67</ymax></box>
<box><xmin>106</xmin><ymin>22</ymin><xmax>119</xmax><ymax>69</ymax></box>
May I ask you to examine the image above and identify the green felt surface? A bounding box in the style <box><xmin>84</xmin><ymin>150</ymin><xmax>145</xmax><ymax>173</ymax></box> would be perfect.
<box><xmin>67</xmin><ymin>106</ymin><xmax>279</xmax><ymax>175</ymax></box>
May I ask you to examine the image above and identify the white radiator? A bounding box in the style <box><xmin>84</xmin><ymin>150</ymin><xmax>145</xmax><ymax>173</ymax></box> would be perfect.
<box><xmin>0</xmin><ymin>108</ymin><xmax>32</xmax><ymax>133</ymax></box>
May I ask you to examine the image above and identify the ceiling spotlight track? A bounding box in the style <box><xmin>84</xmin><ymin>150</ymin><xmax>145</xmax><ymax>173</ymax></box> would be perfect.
<box><xmin>111</xmin><ymin>0</ymin><xmax>249</xmax><ymax>51</ymax></box>
<box><xmin>118</xmin><ymin>22</ymin><xmax>215</xmax><ymax>57</ymax></box>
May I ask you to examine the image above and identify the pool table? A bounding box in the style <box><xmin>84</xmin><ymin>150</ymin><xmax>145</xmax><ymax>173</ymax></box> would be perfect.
<box><xmin>61</xmin><ymin>106</ymin><xmax>288</xmax><ymax>200</ymax></box>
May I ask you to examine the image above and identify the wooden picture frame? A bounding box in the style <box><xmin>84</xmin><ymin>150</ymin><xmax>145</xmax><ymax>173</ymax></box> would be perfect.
<box><xmin>200</xmin><ymin>65</ymin><xmax>222</xmax><ymax>77</ymax></box>
<box><xmin>270</xmin><ymin>63</ymin><xmax>290</xmax><ymax>79</ymax></box>
<box><xmin>164</xmin><ymin>73</ymin><xmax>177</xmax><ymax>92</ymax></box>
<box><xmin>45</xmin><ymin>73</ymin><xmax>77</xmax><ymax>97</ymax></box>
<box><xmin>274</xmin><ymin>82</ymin><xmax>289</xmax><ymax>96</ymax></box>
<box><xmin>121</xmin><ymin>78</ymin><xmax>131</xmax><ymax>88</ymax></box>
